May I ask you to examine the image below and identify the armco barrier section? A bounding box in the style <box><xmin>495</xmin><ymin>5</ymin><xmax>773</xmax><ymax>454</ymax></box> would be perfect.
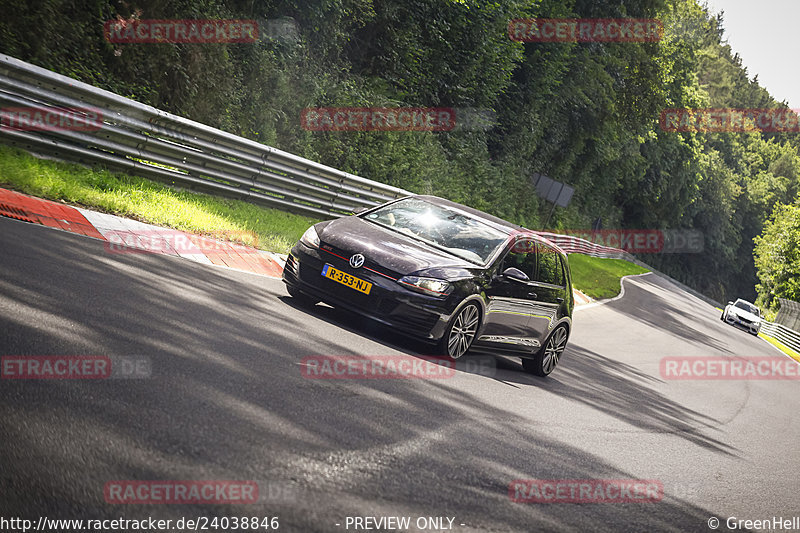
<box><xmin>760</xmin><ymin>321</ymin><xmax>800</xmax><ymax>354</ymax></box>
<box><xmin>0</xmin><ymin>54</ymin><xmax>410</xmax><ymax>219</ymax></box>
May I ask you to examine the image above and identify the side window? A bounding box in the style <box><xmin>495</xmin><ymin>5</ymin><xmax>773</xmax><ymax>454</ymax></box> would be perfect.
<box><xmin>536</xmin><ymin>243</ymin><xmax>563</xmax><ymax>286</ymax></box>
<box><xmin>501</xmin><ymin>239</ymin><xmax>537</xmax><ymax>280</ymax></box>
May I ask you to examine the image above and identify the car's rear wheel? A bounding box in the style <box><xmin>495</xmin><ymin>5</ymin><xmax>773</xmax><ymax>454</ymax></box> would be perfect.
<box><xmin>522</xmin><ymin>325</ymin><xmax>568</xmax><ymax>377</ymax></box>
<box><xmin>286</xmin><ymin>285</ymin><xmax>319</xmax><ymax>306</ymax></box>
<box><xmin>439</xmin><ymin>302</ymin><xmax>480</xmax><ymax>360</ymax></box>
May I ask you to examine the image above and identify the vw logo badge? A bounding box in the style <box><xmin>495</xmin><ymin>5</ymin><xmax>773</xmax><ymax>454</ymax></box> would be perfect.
<box><xmin>349</xmin><ymin>253</ymin><xmax>365</xmax><ymax>269</ymax></box>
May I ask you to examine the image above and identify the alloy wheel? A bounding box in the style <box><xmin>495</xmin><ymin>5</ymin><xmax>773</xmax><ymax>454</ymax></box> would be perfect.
<box><xmin>447</xmin><ymin>304</ymin><xmax>479</xmax><ymax>359</ymax></box>
<box><xmin>541</xmin><ymin>326</ymin><xmax>568</xmax><ymax>374</ymax></box>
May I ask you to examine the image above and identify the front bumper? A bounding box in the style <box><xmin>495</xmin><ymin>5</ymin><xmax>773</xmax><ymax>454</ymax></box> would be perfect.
<box><xmin>725</xmin><ymin>313</ymin><xmax>760</xmax><ymax>335</ymax></box>
<box><xmin>282</xmin><ymin>242</ymin><xmax>456</xmax><ymax>341</ymax></box>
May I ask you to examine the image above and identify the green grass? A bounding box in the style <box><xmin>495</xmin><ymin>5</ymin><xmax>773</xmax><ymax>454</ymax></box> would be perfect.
<box><xmin>568</xmin><ymin>253</ymin><xmax>651</xmax><ymax>300</ymax></box>
<box><xmin>0</xmin><ymin>145</ymin><xmax>320</xmax><ymax>253</ymax></box>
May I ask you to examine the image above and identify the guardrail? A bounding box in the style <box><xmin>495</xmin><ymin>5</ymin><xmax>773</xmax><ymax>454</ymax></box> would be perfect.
<box><xmin>534</xmin><ymin>231</ymin><xmax>632</xmax><ymax>260</ymax></box>
<box><xmin>760</xmin><ymin>321</ymin><xmax>800</xmax><ymax>355</ymax></box>
<box><xmin>0</xmin><ymin>54</ymin><xmax>411</xmax><ymax>219</ymax></box>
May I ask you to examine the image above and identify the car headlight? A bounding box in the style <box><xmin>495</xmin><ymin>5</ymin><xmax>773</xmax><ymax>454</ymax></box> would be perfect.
<box><xmin>300</xmin><ymin>225</ymin><xmax>320</xmax><ymax>248</ymax></box>
<box><xmin>398</xmin><ymin>276</ymin><xmax>452</xmax><ymax>296</ymax></box>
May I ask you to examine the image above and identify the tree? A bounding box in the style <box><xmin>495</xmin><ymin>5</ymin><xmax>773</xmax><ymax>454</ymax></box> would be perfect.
<box><xmin>753</xmin><ymin>200</ymin><xmax>800</xmax><ymax>310</ymax></box>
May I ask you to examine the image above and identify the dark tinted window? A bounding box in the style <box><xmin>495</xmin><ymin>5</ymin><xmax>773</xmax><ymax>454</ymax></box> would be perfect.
<box><xmin>536</xmin><ymin>242</ymin><xmax>563</xmax><ymax>286</ymax></box>
<box><xmin>501</xmin><ymin>239</ymin><xmax>536</xmax><ymax>280</ymax></box>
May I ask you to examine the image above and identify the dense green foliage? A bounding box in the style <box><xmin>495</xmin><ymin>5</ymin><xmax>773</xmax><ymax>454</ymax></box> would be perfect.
<box><xmin>1</xmin><ymin>0</ymin><xmax>798</xmax><ymax>306</ymax></box>
<box><xmin>753</xmin><ymin>201</ymin><xmax>800</xmax><ymax>310</ymax></box>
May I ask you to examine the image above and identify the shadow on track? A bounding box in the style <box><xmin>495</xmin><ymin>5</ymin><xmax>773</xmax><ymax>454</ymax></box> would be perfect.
<box><xmin>0</xmin><ymin>219</ymin><xmax>742</xmax><ymax>532</ymax></box>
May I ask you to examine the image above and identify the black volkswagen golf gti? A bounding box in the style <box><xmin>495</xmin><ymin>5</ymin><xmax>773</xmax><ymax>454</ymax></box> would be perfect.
<box><xmin>282</xmin><ymin>195</ymin><xmax>573</xmax><ymax>376</ymax></box>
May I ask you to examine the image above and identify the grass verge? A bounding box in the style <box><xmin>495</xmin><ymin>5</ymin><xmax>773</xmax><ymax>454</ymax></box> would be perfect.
<box><xmin>0</xmin><ymin>145</ymin><xmax>320</xmax><ymax>253</ymax></box>
<box><xmin>568</xmin><ymin>253</ymin><xmax>651</xmax><ymax>300</ymax></box>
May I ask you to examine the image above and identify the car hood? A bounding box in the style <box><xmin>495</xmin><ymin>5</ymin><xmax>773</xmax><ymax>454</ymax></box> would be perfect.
<box><xmin>317</xmin><ymin>216</ymin><xmax>482</xmax><ymax>278</ymax></box>
<box><xmin>732</xmin><ymin>308</ymin><xmax>760</xmax><ymax>322</ymax></box>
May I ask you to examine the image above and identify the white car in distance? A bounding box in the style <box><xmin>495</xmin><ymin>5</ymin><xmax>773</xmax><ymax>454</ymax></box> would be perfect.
<box><xmin>721</xmin><ymin>298</ymin><xmax>762</xmax><ymax>335</ymax></box>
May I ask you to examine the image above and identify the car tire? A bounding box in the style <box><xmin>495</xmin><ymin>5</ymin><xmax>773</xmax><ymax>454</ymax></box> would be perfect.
<box><xmin>438</xmin><ymin>302</ymin><xmax>481</xmax><ymax>360</ymax></box>
<box><xmin>522</xmin><ymin>325</ymin><xmax>569</xmax><ymax>377</ymax></box>
<box><xmin>286</xmin><ymin>285</ymin><xmax>319</xmax><ymax>306</ymax></box>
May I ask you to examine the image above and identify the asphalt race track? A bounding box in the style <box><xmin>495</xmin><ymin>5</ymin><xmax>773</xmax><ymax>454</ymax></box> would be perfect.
<box><xmin>1</xmin><ymin>216</ymin><xmax>798</xmax><ymax>532</ymax></box>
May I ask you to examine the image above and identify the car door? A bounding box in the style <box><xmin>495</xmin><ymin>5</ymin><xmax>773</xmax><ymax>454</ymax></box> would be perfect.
<box><xmin>475</xmin><ymin>238</ymin><xmax>540</xmax><ymax>350</ymax></box>
<box><xmin>527</xmin><ymin>241</ymin><xmax>567</xmax><ymax>342</ymax></box>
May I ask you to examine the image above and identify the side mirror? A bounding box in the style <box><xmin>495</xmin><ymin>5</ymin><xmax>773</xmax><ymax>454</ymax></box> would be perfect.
<box><xmin>727</xmin><ymin>301</ymin><xmax>733</xmax><ymax>306</ymax></box>
<box><xmin>502</xmin><ymin>267</ymin><xmax>529</xmax><ymax>282</ymax></box>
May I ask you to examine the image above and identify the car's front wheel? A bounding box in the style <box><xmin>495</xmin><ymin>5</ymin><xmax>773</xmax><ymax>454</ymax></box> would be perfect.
<box><xmin>523</xmin><ymin>325</ymin><xmax>568</xmax><ymax>377</ymax></box>
<box><xmin>439</xmin><ymin>302</ymin><xmax>480</xmax><ymax>360</ymax></box>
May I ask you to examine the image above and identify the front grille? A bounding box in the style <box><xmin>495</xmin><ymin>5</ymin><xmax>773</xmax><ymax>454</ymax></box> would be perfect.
<box><xmin>290</xmin><ymin>247</ymin><xmax>444</xmax><ymax>337</ymax></box>
<box><xmin>319</xmin><ymin>243</ymin><xmax>400</xmax><ymax>281</ymax></box>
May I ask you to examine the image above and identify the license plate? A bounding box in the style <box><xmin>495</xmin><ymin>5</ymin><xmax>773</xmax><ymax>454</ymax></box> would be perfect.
<box><xmin>321</xmin><ymin>264</ymin><xmax>372</xmax><ymax>295</ymax></box>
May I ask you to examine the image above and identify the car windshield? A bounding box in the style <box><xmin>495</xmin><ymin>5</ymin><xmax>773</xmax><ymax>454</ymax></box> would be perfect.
<box><xmin>363</xmin><ymin>198</ymin><xmax>508</xmax><ymax>264</ymax></box>
<box><xmin>734</xmin><ymin>301</ymin><xmax>758</xmax><ymax>314</ymax></box>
